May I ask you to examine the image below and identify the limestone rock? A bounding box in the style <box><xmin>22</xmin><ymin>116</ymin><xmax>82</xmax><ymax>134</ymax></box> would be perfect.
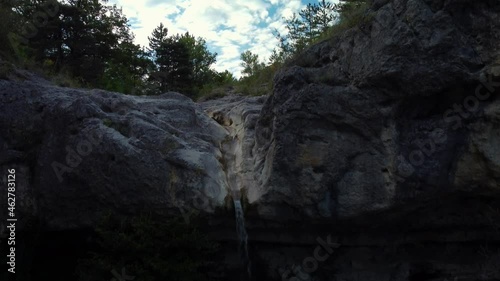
<box><xmin>0</xmin><ymin>80</ymin><xmax>229</xmax><ymax>231</ymax></box>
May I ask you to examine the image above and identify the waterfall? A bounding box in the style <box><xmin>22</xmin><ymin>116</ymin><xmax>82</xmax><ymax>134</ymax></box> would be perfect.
<box><xmin>220</xmin><ymin>129</ymin><xmax>252</xmax><ymax>279</ymax></box>
<box><xmin>234</xmin><ymin>199</ymin><xmax>251</xmax><ymax>278</ymax></box>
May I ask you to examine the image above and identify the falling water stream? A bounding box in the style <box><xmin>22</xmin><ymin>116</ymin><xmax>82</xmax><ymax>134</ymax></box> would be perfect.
<box><xmin>234</xmin><ymin>199</ymin><xmax>251</xmax><ymax>279</ymax></box>
<box><xmin>221</xmin><ymin>129</ymin><xmax>252</xmax><ymax>279</ymax></box>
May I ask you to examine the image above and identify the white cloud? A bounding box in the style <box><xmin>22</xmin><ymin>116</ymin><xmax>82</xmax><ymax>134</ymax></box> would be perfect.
<box><xmin>109</xmin><ymin>0</ymin><xmax>313</xmax><ymax>78</ymax></box>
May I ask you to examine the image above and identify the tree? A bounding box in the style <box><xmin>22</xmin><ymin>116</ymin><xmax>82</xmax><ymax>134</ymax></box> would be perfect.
<box><xmin>240</xmin><ymin>50</ymin><xmax>264</xmax><ymax>77</ymax></box>
<box><xmin>148</xmin><ymin>24</ymin><xmax>193</xmax><ymax>95</ymax></box>
<box><xmin>272</xmin><ymin>0</ymin><xmax>342</xmax><ymax>58</ymax></box>
<box><xmin>148</xmin><ymin>22</ymin><xmax>169</xmax><ymax>61</ymax></box>
<box><xmin>1</xmin><ymin>1</ymin><xmax>223</xmax><ymax>97</ymax></box>
<box><xmin>148</xmin><ymin>25</ymin><xmax>217</xmax><ymax>97</ymax></box>
<box><xmin>102</xmin><ymin>40</ymin><xmax>153</xmax><ymax>95</ymax></box>
<box><xmin>299</xmin><ymin>4</ymin><xmax>320</xmax><ymax>44</ymax></box>
<box><xmin>161</xmin><ymin>37</ymin><xmax>193</xmax><ymax>94</ymax></box>
<box><xmin>54</xmin><ymin>0</ymin><xmax>132</xmax><ymax>85</ymax></box>
<box><xmin>315</xmin><ymin>0</ymin><xmax>338</xmax><ymax>33</ymax></box>
<box><xmin>176</xmin><ymin>32</ymin><xmax>217</xmax><ymax>88</ymax></box>
<box><xmin>7</xmin><ymin>0</ymin><xmax>139</xmax><ymax>88</ymax></box>
<box><xmin>213</xmin><ymin>70</ymin><xmax>236</xmax><ymax>85</ymax></box>
<box><xmin>148</xmin><ymin>23</ymin><xmax>171</xmax><ymax>93</ymax></box>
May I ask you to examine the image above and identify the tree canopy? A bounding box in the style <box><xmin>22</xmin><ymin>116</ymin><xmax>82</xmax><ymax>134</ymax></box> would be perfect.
<box><xmin>240</xmin><ymin>50</ymin><xmax>264</xmax><ymax>77</ymax></box>
<box><xmin>0</xmin><ymin>0</ymin><xmax>231</xmax><ymax>98</ymax></box>
<box><xmin>237</xmin><ymin>0</ymin><xmax>370</xmax><ymax>96</ymax></box>
<box><xmin>147</xmin><ymin>24</ymin><xmax>218</xmax><ymax>97</ymax></box>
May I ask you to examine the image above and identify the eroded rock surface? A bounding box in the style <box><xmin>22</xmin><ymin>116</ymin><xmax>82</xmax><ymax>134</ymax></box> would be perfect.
<box><xmin>201</xmin><ymin>95</ymin><xmax>265</xmax><ymax>200</ymax></box>
<box><xmin>0</xmin><ymin>79</ymin><xmax>230</xmax><ymax>231</ymax></box>
<box><xmin>250</xmin><ymin>0</ymin><xmax>500</xmax><ymax>223</ymax></box>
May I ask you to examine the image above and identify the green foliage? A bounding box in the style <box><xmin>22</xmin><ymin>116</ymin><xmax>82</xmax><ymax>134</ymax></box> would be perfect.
<box><xmin>272</xmin><ymin>0</ymin><xmax>341</xmax><ymax>60</ymax></box>
<box><xmin>213</xmin><ymin>69</ymin><xmax>237</xmax><ymax>85</ymax></box>
<box><xmin>148</xmin><ymin>25</ymin><xmax>218</xmax><ymax>97</ymax></box>
<box><xmin>177</xmin><ymin>32</ymin><xmax>217</xmax><ymax>89</ymax></box>
<box><xmin>274</xmin><ymin>0</ymin><xmax>371</xmax><ymax>64</ymax></box>
<box><xmin>77</xmin><ymin>212</ymin><xmax>221</xmax><ymax>281</ymax></box>
<box><xmin>230</xmin><ymin>49</ymin><xmax>283</xmax><ymax>97</ymax></box>
<box><xmin>197</xmin><ymin>86</ymin><xmax>231</xmax><ymax>101</ymax></box>
<box><xmin>240</xmin><ymin>50</ymin><xmax>265</xmax><ymax>77</ymax></box>
<box><xmin>1</xmin><ymin>0</ymin><xmax>371</xmax><ymax>99</ymax></box>
<box><xmin>155</xmin><ymin>37</ymin><xmax>193</xmax><ymax>94</ymax></box>
<box><xmin>148</xmin><ymin>23</ymin><xmax>169</xmax><ymax>57</ymax></box>
<box><xmin>102</xmin><ymin>41</ymin><xmax>152</xmax><ymax>95</ymax></box>
<box><xmin>196</xmin><ymin>70</ymin><xmax>237</xmax><ymax>100</ymax></box>
<box><xmin>232</xmin><ymin>0</ymin><xmax>372</xmax><ymax>98</ymax></box>
<box><xmin>236</xmin><ymin>63</ymin><xmax>275</xmax><ymax>96</ymax></box>
<box><xmin>0</xmin><ymin>0</ymin><xmax>151</xmax><ymax>92</ymax></box>
<box><xmin>45</xmin><ymin>1</ymin><xmax>134</xmax><ymax>86</ymax></box>
<box><xmin>51</xmin><ymin>70</ymin><xmax>83</xmax><ymax>88</ymax></box>
<box><xmin>322</xmin><ymin>0</ymin><xmax>372</xmax><ymax>39</ymax></box>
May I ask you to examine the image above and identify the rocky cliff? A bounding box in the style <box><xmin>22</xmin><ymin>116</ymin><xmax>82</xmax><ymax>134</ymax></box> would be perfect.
<box><xmin>251</xmin><ymin>0</ymin><xmax>500</xmax><ymax>221</ymax></box>
<box><xmin>1</xmin><ymin>0</ymin><xmax>500</xmax><ymax>280</ymax></box>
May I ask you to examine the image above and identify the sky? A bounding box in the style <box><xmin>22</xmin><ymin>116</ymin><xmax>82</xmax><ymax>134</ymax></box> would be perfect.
<box><xmin>108</xmin><ymin>0</ymin><xmax>323</xmax><ymax>78</ymax></box>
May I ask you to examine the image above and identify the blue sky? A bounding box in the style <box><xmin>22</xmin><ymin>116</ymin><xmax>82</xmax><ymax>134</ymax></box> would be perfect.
<box><xmin>109</xmin><ymin>0</ymin><xmax>332</xmax><ymax>78</ymax></box>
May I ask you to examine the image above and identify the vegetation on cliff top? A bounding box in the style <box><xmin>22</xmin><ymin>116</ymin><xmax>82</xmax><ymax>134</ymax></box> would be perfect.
<box><xmin>236</xmin><ymin>0</ymin><xmax>371</xmax><ymax>97</ymax></box>
<box><xmin>0</xmin><ymin>0</ymin><xmax>370</xmax><ymax>99</ymax></box>
<box><xmin>0</xmin><ymin>0</ymin><xmax>234</xmax><ymax>98</ymax></box>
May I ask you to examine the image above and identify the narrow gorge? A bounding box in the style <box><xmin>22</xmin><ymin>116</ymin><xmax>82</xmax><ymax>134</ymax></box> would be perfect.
<box><xmin>205</xmin><ymin>96</ymin><xmax>263</xmax><ymax>279</ymax></box>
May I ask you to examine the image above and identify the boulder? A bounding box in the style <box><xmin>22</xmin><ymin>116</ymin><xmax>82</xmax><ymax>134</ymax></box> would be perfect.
<box><xmin>0</xmin><ymin>78</ymin><xmax>229</xmax><ymax>231</ymax></box>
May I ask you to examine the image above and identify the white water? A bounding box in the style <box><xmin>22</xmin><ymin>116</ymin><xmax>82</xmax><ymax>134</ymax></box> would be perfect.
<box><xmin>234</xmin><ymin>199</ymin><xmax>251</xmax><ymax>278</ymax></box>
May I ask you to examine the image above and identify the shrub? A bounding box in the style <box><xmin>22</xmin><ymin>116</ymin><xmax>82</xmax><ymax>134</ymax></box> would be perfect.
<box><xmin>235</xmin><ymin>64</ymin><xmax>276</xmax><ymax>96</ymax></box>
<box><xmin>323</xmin><ymin>1</ymin><xmax>373</xmax><ymax>38</ymax></box>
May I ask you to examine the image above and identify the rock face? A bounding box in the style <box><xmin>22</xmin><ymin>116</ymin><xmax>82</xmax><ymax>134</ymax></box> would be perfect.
<box><xmin>250</xmin><ymin>0</ymin><xmax>500</xmax><ymax>221</ymax></box>
<box><xmin>0</xmin><ymin>76</ymin><xmax>232</xmax><ymax>231</ymax></box>
<box><xmin>235</xmin><ymin>0</ymin><xmax>500</xmax><ymax>279</ymax></box>
<box><xmin>200</xmin><ymin>95</ymin><xmax>266</xmax><ymax>199</ymax></box>
<box><xmin>1</xmin><ymin>0</ymin><xmax>500</xmax><ymax>280</ymax></box>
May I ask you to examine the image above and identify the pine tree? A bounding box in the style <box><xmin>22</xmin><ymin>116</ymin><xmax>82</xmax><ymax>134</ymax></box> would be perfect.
<box><xmin>148</xmin><ymin>25</ymin><xmax>218</xmax><ymax>97</ymax></box>
<box><xmin>148</xmin><ymin>23</ymin><xmax>171</xmax><ymax>93</ymax></box>
<box><xmin>315</xmin><ymin>0</ymin><xmax>337</xmax><ymax>34</ymax></box>
<box><xmin>176</xmin><ymin>32</ymin><xmax>217</xmax><ymax>92</ymax></box>
<box><xmin>148</xmin><ymin>23</ymin><xmax>169</xmax><ymax>62</ymax></box>
<box><xmin>240</xmin><ymin>50</ymin><xmax>264</xmax><ymax>77</ymax></box>
<box><xmin>162</xmin><ymin>37</ymin><xmax>193</xmax><ymax>94</ymax></box>
<box><xmin>272</xmin><ymin>0</ymin><xmax>343</xmax><ymax>58</ymax></box>
<box><xmin>299</xmin><ymin>4</ymin><xmax>320</xmax><ymax>44</ymax></box>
